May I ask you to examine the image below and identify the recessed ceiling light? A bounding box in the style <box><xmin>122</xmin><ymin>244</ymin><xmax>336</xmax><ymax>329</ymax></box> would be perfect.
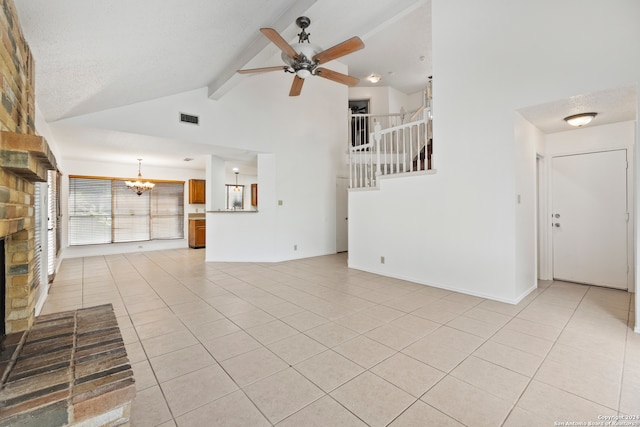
<box><xmin>563</xmin><ymin>112</ymin><xmax>597</xmax><ymax>127</ymax></box>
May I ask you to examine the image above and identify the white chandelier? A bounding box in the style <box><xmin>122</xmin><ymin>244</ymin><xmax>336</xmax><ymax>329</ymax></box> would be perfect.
<box><xmin>125</xmin><ymin>159</ymin><xmax>155</xmax><ymax>196</ymax></box>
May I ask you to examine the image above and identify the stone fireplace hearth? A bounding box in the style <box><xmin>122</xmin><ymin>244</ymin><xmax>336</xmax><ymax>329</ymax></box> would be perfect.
<box><xmin>0</xmin><ymin>304</ymin><xmax>135</xmax><ymax>427</ymax></box>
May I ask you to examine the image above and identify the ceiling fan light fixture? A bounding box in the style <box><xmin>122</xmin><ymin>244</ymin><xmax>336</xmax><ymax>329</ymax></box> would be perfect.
<box><xmin>238</xmin><ymin>17</ymin><xmax>364</xmax><ymax>96</ymax></box>
<box><xmin>367</xmin><ymin>73</ymin><xmax>382</xmax><ymax>84</ymax></box>
<box><xmin>564</xmin><ymin>112</ymin><xmax>597</xmax><ymax>127</ymax></box>
<box><xmin>296</xmin><ymin>69</ymin><xmax>312</xmax><ymax>79</ymax></box>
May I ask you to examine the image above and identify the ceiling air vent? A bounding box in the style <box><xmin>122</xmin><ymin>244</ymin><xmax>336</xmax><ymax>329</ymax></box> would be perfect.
<box><xmin>180</xmin><ymin>113</ymin><xmax>199</xmax><ymax>125</ymax></box>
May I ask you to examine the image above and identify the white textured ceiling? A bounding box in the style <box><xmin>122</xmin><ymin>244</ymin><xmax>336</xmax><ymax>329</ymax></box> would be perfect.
<box><xmin>518</xmin><ymin>84</ymin><xmax>637</xmax><ymax>134</ymax></box>
<box><xmin>13</xmin><ymin>1</ymin><xmax>636</xmax><ymax>171</ymax></box>
<box><xmin>15</xmin><ymin>0</ymin><xmax>432</xmax><ymax>122</ymax></box>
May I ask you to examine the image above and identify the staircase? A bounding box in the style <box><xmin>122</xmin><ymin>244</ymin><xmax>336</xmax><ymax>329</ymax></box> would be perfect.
<box><xmin>349</xmin><ymin>101</ymin><xmax>433</xmax><ymax>189</ymax></box>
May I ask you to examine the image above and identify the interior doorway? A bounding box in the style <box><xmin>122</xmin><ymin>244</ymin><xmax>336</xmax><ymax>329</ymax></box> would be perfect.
<box><xmin>336</xmin><ymin>177</ymin><xmax>349</xmax><ymax>253</ymax></box>
<box><xmin>536</xmin><ymin>155</ymin><xmax>550</xmax><ymax>281</ymax></box>
<box><xmin>349</xmin><ymin>99</ymin><xmax>370</xmax><ymax>147</ymax></box>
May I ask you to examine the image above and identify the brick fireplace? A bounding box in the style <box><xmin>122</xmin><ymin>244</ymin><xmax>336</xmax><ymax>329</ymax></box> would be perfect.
<box><xmin>1</xmin><ymin>4</ymin><xmax>136</xmax><ymax>426</ymax></box>
<box><xmin>1</xmin><ymin>0</ymin><xmax>56</xmax><ymax>334</ymax></box>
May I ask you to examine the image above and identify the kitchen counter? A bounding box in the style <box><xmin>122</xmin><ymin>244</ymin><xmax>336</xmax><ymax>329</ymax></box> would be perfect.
<box><xmin>206</xmin><ymin>210</ymin><xmax>259</xmax><ymax>213</ymax></box>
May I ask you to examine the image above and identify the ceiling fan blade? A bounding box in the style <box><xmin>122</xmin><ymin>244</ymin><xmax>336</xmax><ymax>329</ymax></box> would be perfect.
<box><xmin>289</xmin><ymin>76</ymin><xmax>304</xmax><ymax>96</ymax></box>
<box><xmin>312</xmin><ymin>36</ymin><xmax>364</xmax><ymax>64</ymax></box>
<box><xmin>237</xmin><ymin>66</ymin><xmax>286</xmax><ymax>74</ymax></box>
<box><xmin>260</xmin><ymin>28</ymin><xmax>299</xmax><ymax>59</ymax></box>
<box><xmin>316</xmin><ymin>67</ymin><xmax>359</xmax><ymax>86</ymax></box>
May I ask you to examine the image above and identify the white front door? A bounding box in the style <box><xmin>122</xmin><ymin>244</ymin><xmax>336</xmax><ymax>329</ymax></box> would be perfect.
<box><xmin>551</xmin><ymin>150</ymin><xmax>628</xmax><ymax>289</ymax></box>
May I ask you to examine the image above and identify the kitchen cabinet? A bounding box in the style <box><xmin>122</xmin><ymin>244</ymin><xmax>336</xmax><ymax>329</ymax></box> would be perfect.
<box><xmin>251</xmin><ymin>183</ymin><xmax>258</xmax><ymax>207</ymax></box>
<box><xmin>189</xmin><ymin>179</ymin><xmax>206</xmax><ymax>204</ymax></box>
<box><xmin>188</xmin><ymin>219</ymin><xmax>206</xmax><ymax>248</ymax></box>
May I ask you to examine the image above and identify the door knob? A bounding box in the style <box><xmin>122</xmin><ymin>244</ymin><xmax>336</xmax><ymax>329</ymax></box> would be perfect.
<box><xmin>554</xmin><ymin>223</ymin><xmax>560</xmax><ymax>227</ymax></box>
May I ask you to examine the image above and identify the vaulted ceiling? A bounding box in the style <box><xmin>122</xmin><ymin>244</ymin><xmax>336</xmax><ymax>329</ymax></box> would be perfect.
<box><xmin>14</xmin><ymin>0</ymin><xmax>635</xmax><ymax>171</ymax></box>
<box><xmin>15</xmin><ymin>0</ymin><xmax>432</xmax><ymax>122</ymax></box>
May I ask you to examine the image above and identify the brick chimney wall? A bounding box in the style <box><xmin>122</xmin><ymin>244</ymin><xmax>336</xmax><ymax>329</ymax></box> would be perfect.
<box><xmin>1</xmin><ymin>0</ymin><xmax>53</xmax><ymax>333</ymax></box>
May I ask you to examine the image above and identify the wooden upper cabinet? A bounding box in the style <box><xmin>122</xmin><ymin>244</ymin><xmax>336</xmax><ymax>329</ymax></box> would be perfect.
<box><xmin>188</xmin><ymin>179</ymin><xmax>206</xmax><ymax>204</ymax></box>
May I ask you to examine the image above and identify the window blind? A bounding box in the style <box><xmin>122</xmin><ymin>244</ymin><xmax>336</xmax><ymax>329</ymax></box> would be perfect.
<box><xmin>69</xmin><ymin>178</ymin><xmax>112</xmax><ymax>245</ymax></box>
<box><xmin>151</xmin><ymin>182</ymin><xmax>184</xmax><ymax>239</ymax></box>
<box><xmin>68</xmin><ymin>177</ymin><xmax>184</xmax><ymax>246</ymax></box>
<box><xmin>113</xmin><ymin>183</ymin><xmax>150</xmax><ymax>242</ymax></box>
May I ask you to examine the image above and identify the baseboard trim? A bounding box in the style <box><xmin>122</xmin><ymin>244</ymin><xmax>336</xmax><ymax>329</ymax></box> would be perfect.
<box><xmin>348</xmin><ymin>262</ymin><xmax>536</xmax><ymax>305</ymax></box>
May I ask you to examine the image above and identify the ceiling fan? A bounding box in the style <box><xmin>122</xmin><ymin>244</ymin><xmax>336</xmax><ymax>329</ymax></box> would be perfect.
<box><xmin>237</xmin><ymin>16</ymin><xmax>364</xmax><ymax>96</ymax></box>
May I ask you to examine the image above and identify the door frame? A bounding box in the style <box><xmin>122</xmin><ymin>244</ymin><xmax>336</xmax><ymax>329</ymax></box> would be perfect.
<box><xmin>536</xmin><ymin>154</ymin><xmax>552</xmax><ymax>281</ymax></box>
<box><xmin>336</xmin><ymin>176</ymin><xmax>349</xmax><ymax>253</ymax></box>
<box><xmin>539</xmin><ymin>146</ymin><xmax>635</xmax><ymax>292</ymax></box>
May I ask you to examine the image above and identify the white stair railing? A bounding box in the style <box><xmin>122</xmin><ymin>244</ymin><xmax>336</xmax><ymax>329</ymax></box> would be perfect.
<box><xmin>349</xmin><ymin>79</ymin><xmax>433</xmax><ymax>189</ymax></box>
<box><xmin>349</xmin><ymin>109</ymin><xmax>431</xmax><ymax>189</ymax></box>
<box><xmin>349</xmin><ymin>112</ymin><xmax>411</xmax><ymax>147</ymax></box>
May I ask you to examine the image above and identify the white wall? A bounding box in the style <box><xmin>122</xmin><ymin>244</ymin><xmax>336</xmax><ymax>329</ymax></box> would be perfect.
<box><xmin>207</xmin><ymin>154</ymin><xmax>279</xmax><ymax>261</ymax></box>
<box><xmin>545</xmin><ymin>121</ymin><xmax>635</xmax><ymax>155</ymax></box>
<box><xmin>349</xmin><ymin>0</ymin><xmax>640</xmax><ymax>305</ymax></box>
<box><xmin>349</xmin><ymin>86</ymin><xmax>424</xmax><ymax>116</ymax></box>
<box><xmin>514</xmin><ymin>113</ymin><xmax>543</xmax><ymax>297</ymax></box>
<box><xmin>54</xmin><ymin>63</ymin><xmax>348</xmax><ymax>262</ymax></box>
<box><xmin>349</xmin><ymin>87</ymin><xmax>390</xmax><ymax>116</ymax></box>
<box><xmin>388</xmin><ymin>87</ymin><xmax>424</xmax><ymax>114</ymax></box>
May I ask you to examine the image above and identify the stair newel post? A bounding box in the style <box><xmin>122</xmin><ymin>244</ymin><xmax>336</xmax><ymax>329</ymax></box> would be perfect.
<box><xmin>349</xmin><ymin>147</ymin><xmax>353</xmax><ymax>189</ymax></box>
<box><xmin>348</xmin><ymin>108</ymin><xmax>353</xmax><ymax>188</ymax></box>
<box><xmin>426</xmin><ymin>110</ymin><xmax>432</xmax><ymax>171</ymax></box>
<box><xmin>408</xmin><ymin>125</ymin><xmax>413</xmax><ymax>173</ymax></box>
<box><xmin>348</xmin><ymin>107</ymin><xmax>353</xmax><ymax>147</ymax></box>
<box><xmin>374</xmin><ymin>120</ymin><xmax>382</xmax><ymax>184</ymax></box>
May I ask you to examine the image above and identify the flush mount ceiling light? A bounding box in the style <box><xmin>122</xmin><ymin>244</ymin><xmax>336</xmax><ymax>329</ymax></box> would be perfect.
<box><xmin>125</xmin><ymin>159</ymin><xmax>155</xmax><ymax>196</ymax></box>
<box><xmin>564</xmin><ymin>112</ymin><xmax>597</xmax><ymax>127</ymax></box>
<box><xmin>366</xmin><ymin>73</ymin><xmax>382</xmax><ymax>84</ymax></box>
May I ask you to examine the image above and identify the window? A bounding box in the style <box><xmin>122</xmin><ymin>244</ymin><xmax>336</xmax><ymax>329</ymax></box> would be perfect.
<box><xmin>48</xmin><ymin>169</ymin><xmax>61</xmax><ymax>281</ymax></box>
<box><xmin>151</xmin><ymin>182</ymin><xmax>185</xmax><ymax>239</ymax></box>
<box><xmin>69</xmin><ymin>176</ymin><xmax>184</xmax><ymax>245</ymax></box>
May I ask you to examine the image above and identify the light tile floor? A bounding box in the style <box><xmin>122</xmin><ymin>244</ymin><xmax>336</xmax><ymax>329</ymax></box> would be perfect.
<box><xmin>41</xmin><ymin>249</ymin><xmax>639</xmax><ymax>427</ymax></box>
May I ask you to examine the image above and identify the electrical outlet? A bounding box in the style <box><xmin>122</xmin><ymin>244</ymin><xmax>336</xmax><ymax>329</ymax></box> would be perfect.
<box><xmin>380</xmin><ymin>256</ymin><xmax>385</xmax><ymax>264</ymax></box>
<box><xmin>278</xmin><ymin>200</ymin><xmax>283</xmax><ymax>206</ymax></box>
<box><xmin>294</xmin><ymin>244</ymin><xmax>297</xmax><ymax>251</ymax></box>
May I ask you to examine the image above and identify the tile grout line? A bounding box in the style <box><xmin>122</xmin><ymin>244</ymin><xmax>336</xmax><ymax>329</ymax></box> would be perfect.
<box><xmin>45</xmin><ymin>252</ymin><xmax>636</xmax><ymax>426</ymax></box>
